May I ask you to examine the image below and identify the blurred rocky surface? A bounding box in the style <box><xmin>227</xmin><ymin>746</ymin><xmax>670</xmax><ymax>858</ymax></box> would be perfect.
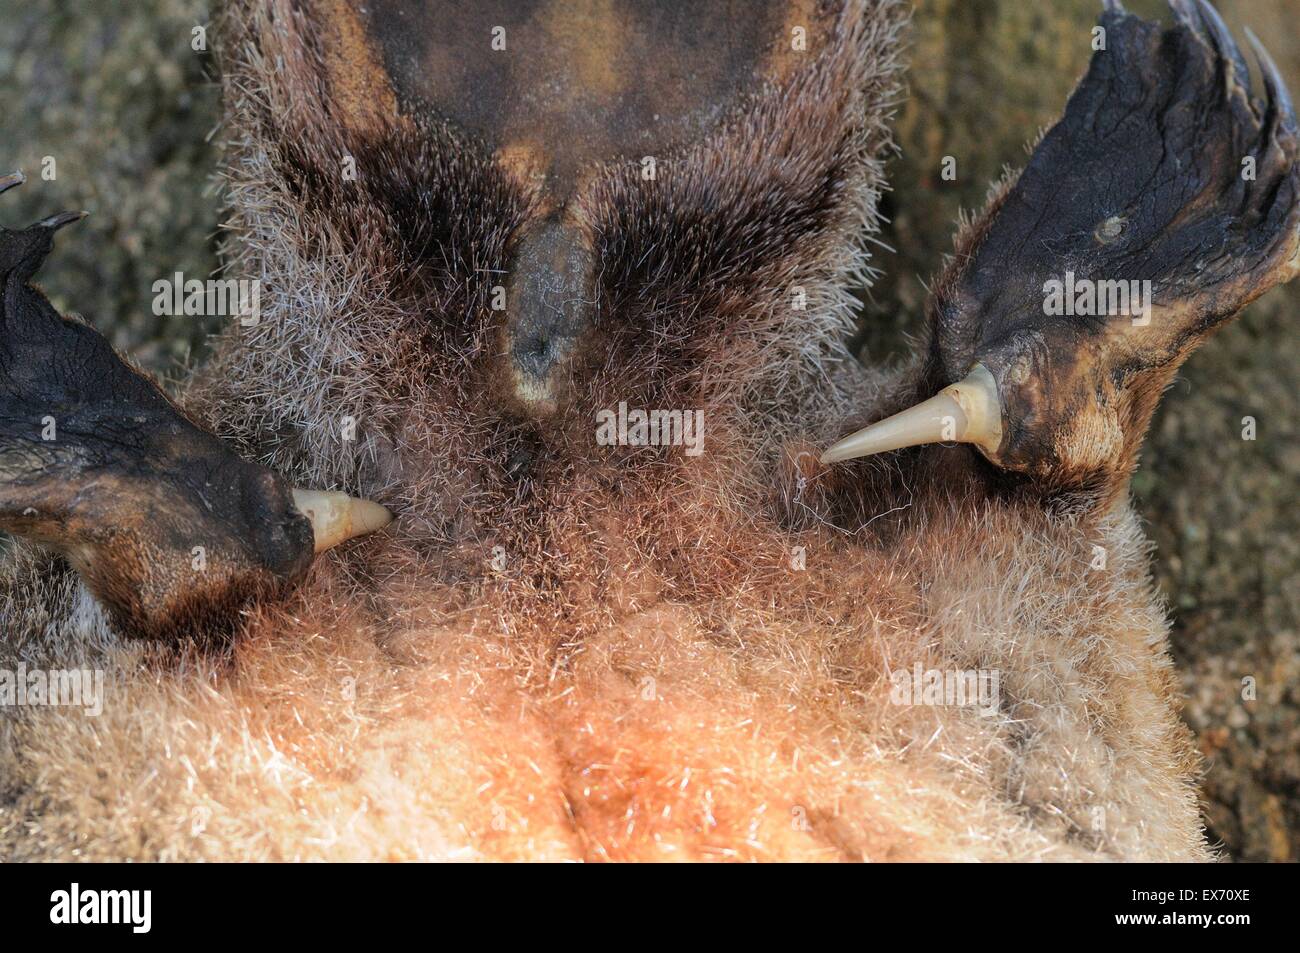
<box><xmin>0</xmin><ymin>0</ymin><xmax>221</xmax><ymax>373</ymax></box>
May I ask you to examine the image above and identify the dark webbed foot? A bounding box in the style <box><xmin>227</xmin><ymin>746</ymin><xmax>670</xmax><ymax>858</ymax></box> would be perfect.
<box><xmin>0</xmin><ymin>173</ymin><xmax>389</xmax><ymax>640</ymax></box>
<box><xmin>824</xmin><ymin>0</ymin><xmax>1300</xmax><ymax>508</ymax></box>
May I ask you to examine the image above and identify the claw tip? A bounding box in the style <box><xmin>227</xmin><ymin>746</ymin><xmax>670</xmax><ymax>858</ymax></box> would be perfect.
<box><xmin>37</xmin><ymin>210</ymin><xmax>89</xmax><ymax>233</ymax></box>
<box><xmin>1243</xmin><ymin>26</ymin><xmax>1297</xmax><ymax>132</ymax></box>
<box><xmin>292</xmin><ymin>488</ymin><xmax>393</xmax><ymax>553</ymax></box>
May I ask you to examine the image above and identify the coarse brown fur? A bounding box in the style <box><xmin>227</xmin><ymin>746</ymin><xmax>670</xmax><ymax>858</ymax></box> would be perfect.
<box><xmin>0</xmin><ymin>0</ymin><xmax>1219</xmax><ymax>860</ymax></box>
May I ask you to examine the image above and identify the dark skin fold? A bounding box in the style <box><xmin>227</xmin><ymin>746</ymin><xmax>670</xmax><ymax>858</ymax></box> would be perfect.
<box><xmin>0</xmin><ymin>172</ymin><xmax>314</xmax><ymax>640</ymax></box>
<box><xmin>916</xmin><ymin>0</ymin><xmax>1300</xmax><ymax>507</ymax></box>
<box><xmin>357</xmin><ymin>0</ymin><xmax>821</xmax><ymax>198</ymax></box>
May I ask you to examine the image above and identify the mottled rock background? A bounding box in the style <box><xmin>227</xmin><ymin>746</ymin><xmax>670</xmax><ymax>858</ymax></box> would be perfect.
<box><xmin>1</xmin><ymin>0</ymin><xmax>1295</xmax><ymax>860</ymax></box>
<box><xmin>0</xmin><ymin>0</ymin><xmax>220</xmax><ymax>371</ymax></box>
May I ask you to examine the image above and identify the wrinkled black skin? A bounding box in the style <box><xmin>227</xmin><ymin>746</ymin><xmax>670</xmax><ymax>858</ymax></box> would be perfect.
<box><xmin>0</xmin><ymin>199</ymin><xmax>314</xmax><ymax>640</ymax></box>
<box><xmin>918</xmin><ymin>3</ymin><xmax>1300</xmax><ymax>502</ymax></box>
